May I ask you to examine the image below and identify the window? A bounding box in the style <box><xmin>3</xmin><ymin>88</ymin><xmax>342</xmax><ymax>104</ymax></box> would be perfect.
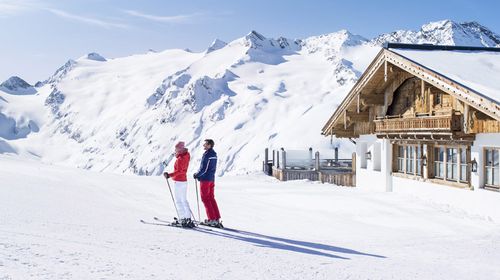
<box><xmin>406</xmin><ymin>146</ymin><xmax>414</xmax><ymax>174</ymax></box>
<box><xmin>435</xmin><ymin>92</ymin><xmax>442</xmax><ymax>105</ymax></box>
<box><xmin>395</xmin><ymin>144</ymin><xmax>471</xmax><ymax>186</ymax></box>
<box><xmin>446</xmin><ymin>148</ymin><xmax>458</xmax><ymax>181</ymax></box>
<box><xmin>395</xmin><ymin>144</ymin><xmax>422</xmax><ymax>176</ymax></box>
<box><xmin>460</xmin><ymin>149</ymin><xmax>467</xmax><ymax>182</ymax></box>
<box><xmin>485</xmin><ymin>148</ymin><xmax>500</xmax><ymax>187</ymax></box>
<box><xmin>397</xmin><ymin>146</ymin><xmax>405</xmax><ymax>172</ymax></box>
<box><xmin>434</xmin><ymin>147</ymin><xmax>445</xmax><ymax>179</ymax></box>
<box><xmin>434</xmin><ymin>146</ymin><xmax>469</xmax><ymax>183</ymax></box>
<box><xmin>416</xmin><ymin>146</ymin><xmax>422</xmax><ymax>176</ymax></box>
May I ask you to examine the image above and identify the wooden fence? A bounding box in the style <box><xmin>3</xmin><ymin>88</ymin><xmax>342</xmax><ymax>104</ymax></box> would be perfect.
<box><xmin>319</xmin><ymin>172</ymin><xmax>356</xmax><ymax>187</ymax></box>
<box><xmin>271</xmin><ymin>167</ymin><xmax>355</xmax><ymax>187</ymax></box>
<box><xmin>264</xmin><ymin>148</ymin><xmax>356</xmax><ymax>187</ymax></box>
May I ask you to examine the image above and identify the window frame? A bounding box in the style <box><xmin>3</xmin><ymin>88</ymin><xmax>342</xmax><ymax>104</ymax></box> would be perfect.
<box><xmin>433</xmin><ymin>144</ymin><xmax>469</xmax><ymax>184</ymax></box>
<box><xmin>484</xmin><ymin>147</ymin><xmax>500</xmax><ymax>189</ymax></box>
<box><xmin>394</xmin><ymin>143</ymin><xmax>423</xmax><ymax>177</ymax></box>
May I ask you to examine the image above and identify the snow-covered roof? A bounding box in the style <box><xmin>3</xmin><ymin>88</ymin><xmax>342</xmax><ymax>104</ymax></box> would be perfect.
<box><xmin>390</xmin><ymin>47</ymin><xmax>500</xmax><ymax>104</ymax></box>
<box><xmin>322</xmin><ymin>44</ymin><xmax>500</xmax><ymax>135</ymax></box>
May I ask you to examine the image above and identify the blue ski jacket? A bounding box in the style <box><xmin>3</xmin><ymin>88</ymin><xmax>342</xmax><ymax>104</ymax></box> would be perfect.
<box><xmin>195</xmin><ymin>148</ymin><xmax>217</xmax><ymax>181</ymax></box>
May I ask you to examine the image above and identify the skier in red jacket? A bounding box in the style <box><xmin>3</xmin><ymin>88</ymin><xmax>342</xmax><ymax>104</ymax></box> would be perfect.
<box><xmin>164</xmin><ymin>141</ymin><xmax>194</xmax><ymax>227</ymax></box>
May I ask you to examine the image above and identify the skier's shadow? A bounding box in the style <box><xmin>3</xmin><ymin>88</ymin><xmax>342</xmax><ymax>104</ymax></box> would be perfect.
<box><xmin>195</xmin><ymin>227</ymin><xmax>386</xmax><ymax>260</ymax></box>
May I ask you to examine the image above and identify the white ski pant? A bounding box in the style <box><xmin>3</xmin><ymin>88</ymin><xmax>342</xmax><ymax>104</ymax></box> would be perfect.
<box><xmin>173</xmin><ymin>181</ymin><xmax>191</xmax><ymax>219</ymax></box>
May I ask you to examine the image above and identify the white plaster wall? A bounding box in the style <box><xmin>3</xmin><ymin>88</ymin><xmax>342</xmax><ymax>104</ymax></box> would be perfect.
<box><xmin>470</xmin><ymin>133</ymin><xmax>500</xmax><ymax>190</ymax></box>
<box><xmin>381</xmin><ymin>138</ymin><xmax>393</xmax><ymax>192</ymax></box>
<box><xmin>356</xmin><ymin>142</ymin><xmax>367</xmax><ymax>169</ymax></box>
<box><xmin>356</xmin><ymin>135</ymin><xmax>391</xmax><ymax>191</ymax></box>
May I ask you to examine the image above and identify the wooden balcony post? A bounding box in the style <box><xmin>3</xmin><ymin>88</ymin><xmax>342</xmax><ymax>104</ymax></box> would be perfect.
<box><xmin>464</xmin><ymin>104</ymin><xmax>470</xmax><ymax>133</ymax></box>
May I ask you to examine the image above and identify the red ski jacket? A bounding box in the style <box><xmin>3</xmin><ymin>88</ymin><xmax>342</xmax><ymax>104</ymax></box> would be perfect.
<box><xmin>168</xmin><ymin>150</ymin><xmax>190</xmax><ymax>182</ymax></box>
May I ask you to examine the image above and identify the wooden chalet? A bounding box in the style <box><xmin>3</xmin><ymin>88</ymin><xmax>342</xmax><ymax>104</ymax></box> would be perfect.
<box><xmin>322</xmin><ymin>43</ymin><xmax>500</xmax><ymax>192</ymax></box>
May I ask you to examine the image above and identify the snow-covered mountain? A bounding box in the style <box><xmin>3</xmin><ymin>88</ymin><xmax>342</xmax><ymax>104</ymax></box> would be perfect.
<box><xmin>372</xmin><ymin>20</ymin><xmax>500</xmax><ymax>47</ymax></box>
<box><xmin>0</xmin><ymin>76</ymin><xmax>36</xmax><ymax>95</ymax></box>
<box><xmin>1</xmin><ymin>20</ymin><xmax>499</xmax><ymax>176</ymax></box>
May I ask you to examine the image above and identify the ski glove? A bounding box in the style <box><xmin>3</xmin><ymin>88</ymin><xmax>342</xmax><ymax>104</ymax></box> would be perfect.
<box><xmin>193</xmin><ymin>173</ymin><xmax>198</xmax><ymax>179</ymax></box>
<box><xmin>163</xmin><ymin>172</ymin><xmax>170</xmax><ymax>179</ymax></box>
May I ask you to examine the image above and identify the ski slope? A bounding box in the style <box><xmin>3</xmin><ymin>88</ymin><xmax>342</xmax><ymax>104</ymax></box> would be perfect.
<box><xmin>1</xmin><ymin>155</ymin><xmax>500</xmax><ymax>280</ymax></box>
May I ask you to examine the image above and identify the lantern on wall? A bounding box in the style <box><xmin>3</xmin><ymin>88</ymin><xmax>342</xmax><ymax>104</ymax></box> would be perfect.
<box><xmin>365</xmin><ymin>151</ymin><xmax>372</xmax><ymax>160</ymax></box>
<box><xmin>470</xmin><ymin>158</ymin><xmax>478</xmax><ymax>173</ymax></box>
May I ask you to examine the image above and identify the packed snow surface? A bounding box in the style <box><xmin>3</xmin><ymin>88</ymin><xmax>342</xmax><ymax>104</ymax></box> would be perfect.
<box><xmin>1</xmin><ymin>155</ymin><xmax>500</xmax><ymax>279</ymax></box>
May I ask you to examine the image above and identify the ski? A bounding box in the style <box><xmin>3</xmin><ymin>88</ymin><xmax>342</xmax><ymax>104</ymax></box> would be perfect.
<box><xmin>140</xmin><ymin>219</ymin><xmax>184</xmax><ymax>228</ymax></box>
<box><xmin>143</xmin><ymin>217</ymin><xmax>213</xmax><ymax>231</ymax></box>
<box><xmin>155</xmin><ymin>216</ymin><xmax>198</xmax><ymax>228</ymax></box>
<box><xmin>154</xmin><ymin>216</ymin><xmax>182</xmax><ymax>224</ymax></box>
<box><xmin>196</xmin><ymin>222</ymin><xmax>244</xmax><ymax>234</ymax></box>
<box><xmin>198</xmin><ymin>221</ymin><xmax>224</xmax><ymax>229</ymax></box>
<box><xmin>150</xmin><ymin>217</ymin><xmax>237</xmax><ymax>232</ymax></box>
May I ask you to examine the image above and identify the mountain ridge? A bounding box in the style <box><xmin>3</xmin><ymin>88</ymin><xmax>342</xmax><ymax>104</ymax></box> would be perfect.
<box><xmin>1</xmin><ymin>19</ymin><xmax>499</xmax><ymax>176</ymax></box>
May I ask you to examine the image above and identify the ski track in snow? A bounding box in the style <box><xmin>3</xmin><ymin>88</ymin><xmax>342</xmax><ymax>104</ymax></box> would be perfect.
<box><xmin>1</xmin><ymin>155</ymin><xmax>500</xmax><ymax>279</ymax></box>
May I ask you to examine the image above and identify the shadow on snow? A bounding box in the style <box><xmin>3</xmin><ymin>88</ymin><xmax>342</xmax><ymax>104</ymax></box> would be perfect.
<box><xmin>194</xmin><ymin>226</ymin><xmax>386</xmax><ymax>260</ymax></box>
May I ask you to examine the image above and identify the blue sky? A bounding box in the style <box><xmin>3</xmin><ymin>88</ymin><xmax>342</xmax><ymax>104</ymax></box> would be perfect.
<box><xmin>1</xmin><ymin>0</ymin><xmax>499</xmax><ymax>83</ymax></box>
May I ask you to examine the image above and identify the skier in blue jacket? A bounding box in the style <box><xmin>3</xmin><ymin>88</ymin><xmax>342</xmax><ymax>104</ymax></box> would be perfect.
<box><xmin>193</xmin><ymin>139</ymin><xmax>222</xmax><ymax>227</ymax></box>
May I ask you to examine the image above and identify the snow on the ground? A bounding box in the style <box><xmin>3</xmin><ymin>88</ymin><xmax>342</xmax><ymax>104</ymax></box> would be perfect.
<box><xmin>1</xmin><ymin>155</ymin><xmax>500</xmax><ymax>280</ymax></box>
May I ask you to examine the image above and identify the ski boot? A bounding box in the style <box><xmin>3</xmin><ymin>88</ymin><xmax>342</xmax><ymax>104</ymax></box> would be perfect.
<box><xmin>207</xmin><ymin>219</ymin><xmax>224</xmax><ymax>228</ymax></box>
<box><xmin>181</xmin><ymin>218</ymin><xmax>195</xmax><ymax>228</ymax></box>
<box><xmin>170</xmin><ymin>218</ymin><xmax>181</xmax><ymax>227</ymax></box>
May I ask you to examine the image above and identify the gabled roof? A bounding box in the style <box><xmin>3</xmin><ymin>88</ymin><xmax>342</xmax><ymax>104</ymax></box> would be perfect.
<box><xmin>322</xmin><ymin>43</ymin><xmax>500</xmax><ymax>136</ymax></box>
<box><xmin>389</xmin><ymin>43</ymin><xmax>500</xmax><ymax>105</ymax></box>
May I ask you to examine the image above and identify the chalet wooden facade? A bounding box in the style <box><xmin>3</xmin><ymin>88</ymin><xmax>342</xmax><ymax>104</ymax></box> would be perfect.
<box><xmin>322</xmin><ymin>43</ymin><xmax>500</xmax><ymax>192</ymax></box>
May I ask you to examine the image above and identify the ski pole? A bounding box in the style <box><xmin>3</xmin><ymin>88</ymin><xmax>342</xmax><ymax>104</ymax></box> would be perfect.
<box><xmin>195</xmin><ymin>179</ymin><xmax>201</xmax><ymax>222</ymax></box>
<box><xmin>189</xmin><ymin>208</ymin><xmax>198</xmax><ymax>223</ymax></box>
<box><xmin>165</xmin><ymin>177</ymin><xmax>180</xmax><ymax>220</ymax></box>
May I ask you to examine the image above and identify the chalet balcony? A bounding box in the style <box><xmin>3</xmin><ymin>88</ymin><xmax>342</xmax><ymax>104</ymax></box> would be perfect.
<box><xmin>374</xmin><ymin>114</ymin><xmax>462</xmax><ymax>134</ymax></box>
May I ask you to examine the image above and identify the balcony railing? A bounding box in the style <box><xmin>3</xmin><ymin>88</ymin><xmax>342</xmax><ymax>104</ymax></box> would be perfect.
<box><xmin>374</xmin><ymin>114</ymin><xmax>462</xmax><ymax>133</ymax></box>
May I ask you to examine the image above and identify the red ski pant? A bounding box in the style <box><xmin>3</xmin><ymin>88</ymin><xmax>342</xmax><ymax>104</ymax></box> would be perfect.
<box><xmin>199</xmin><ymin>181</ymin><xmax>221</xmax><ymax>220</ymax></box>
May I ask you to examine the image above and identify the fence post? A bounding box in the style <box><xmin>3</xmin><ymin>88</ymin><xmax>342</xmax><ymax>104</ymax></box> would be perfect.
<box><xmin>281</xmin><ymin>148</ymin><xmax>286</xmax><ymax>170</ymax></box>
<box><xmin>335</xmin><ymin>147</ymin><xmax>339</xmax><ymax>163</ymax></box>
<box><xmin>276</xmin><ymin>150</ymin><xmax>280</xmax><ymax>169</ymax></box>
<box><xmin>315</xmin><ymin>151</ymin><xmax>320</xmax><ymax>171</ymax></box>
<box><xmin>308</xmin><ymin>147</ymin><xmax>313</xmax><ymax>170</ymax></box>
